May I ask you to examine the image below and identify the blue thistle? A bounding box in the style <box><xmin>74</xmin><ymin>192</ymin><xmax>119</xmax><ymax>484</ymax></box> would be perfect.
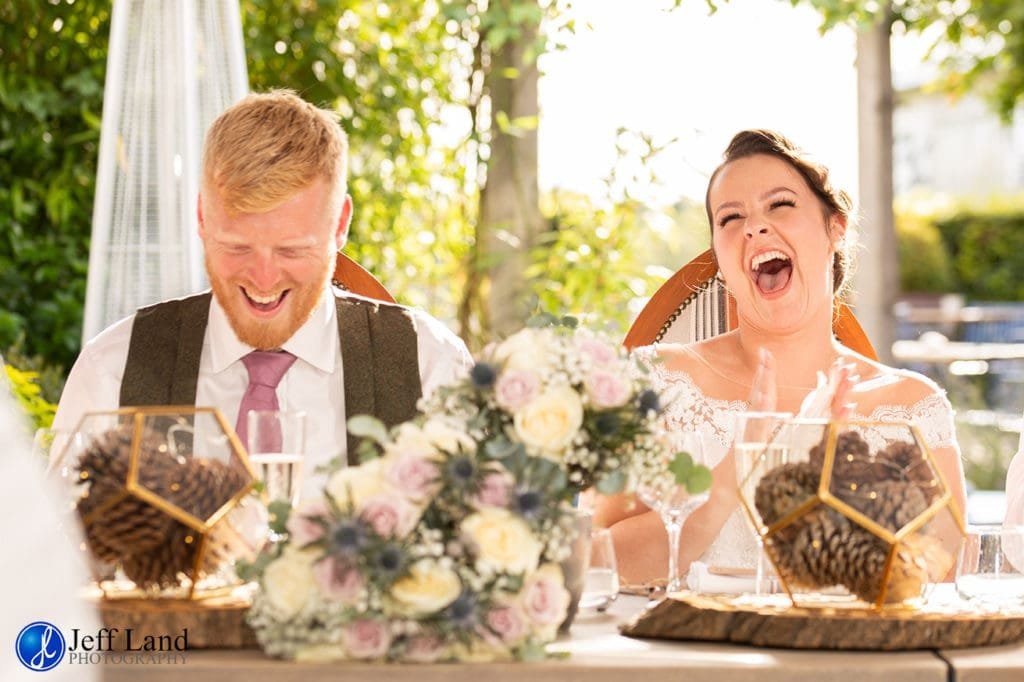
<box><xmin>514</xmin><ymin>489</ymin><xmax>543</xmax><ymax>518</ymax></box>
<box><xmin>445</xmin><ymin>590</ymin><xmax>478</xmax><ymax>629</ymax></box>
<box><xmin>469</xmin><ymin>362</ymin><xmax>497</xmax><ymax>388</ymax></box>
<box><xmin>638</xmin><ymin>389</ymin><xmax>660</xmax><ymax>415</ymax></box>
<box><xmin>448</xmin><ymin>455</ymin><xmax>477</xmax><ymax>483</ymax></box>
<box><xmin>331</xmin><ymin>519</ymin><xmax>368</xmax><ymax>556</ymax></box>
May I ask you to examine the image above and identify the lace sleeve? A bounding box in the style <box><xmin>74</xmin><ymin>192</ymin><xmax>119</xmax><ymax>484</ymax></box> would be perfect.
<box><xmin>629</xmin><ymin>345</ymin><xmax>745</xmax><ymax>468</ymax></box>
<box><xmin>867</xmin><ymin>393</ymin><xmax>958</xmax><ymax>450</ymax></box>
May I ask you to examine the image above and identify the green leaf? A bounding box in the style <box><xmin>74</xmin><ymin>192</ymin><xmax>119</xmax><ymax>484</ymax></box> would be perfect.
<box><xmin>267</xmin><ymin>500</ymin><xmax>292</xmax><ymax>534</ymax></box>
<box><xmin>685</xmin><ymin>466</ymin><xmax>713</xmax><ymax>495</ymax></box>
<box><xmin>668</xmin><ymin>451</ymin><xmax>694</xmax><ymax>483</ymax></box>
<box><xmin>595</xmin><ymin>469</ymin><xmax>626</xmax><ymax>495</ymax></box>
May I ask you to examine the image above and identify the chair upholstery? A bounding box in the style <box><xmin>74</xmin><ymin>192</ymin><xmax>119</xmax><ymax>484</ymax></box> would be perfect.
<box><xmin>624</xmin><ymin>248</ymin><xmax>877</xmax><ymax>360</ymax></box>
<box><xmin>332</xmin><ymin>253</ymin><xmax>396</xmax><ymax>303</ymax></box>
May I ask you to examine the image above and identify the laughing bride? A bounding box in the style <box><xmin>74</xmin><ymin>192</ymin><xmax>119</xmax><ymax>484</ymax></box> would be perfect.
<box><xmin>595</xmin><ymin>129</ymin><xmax>968</xmax><ymax>586</ymax></box>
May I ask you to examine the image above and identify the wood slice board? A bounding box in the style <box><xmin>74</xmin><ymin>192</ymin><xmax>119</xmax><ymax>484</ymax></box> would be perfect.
<box><xmin>620</xmin><ymin>591</ymin><xmax>1024</xmax><ymax>650</ymax></box>
<box><xmin>98</xmin><ymin>594</ymin><xmax>258</xmax><ymax>649</ymax></box>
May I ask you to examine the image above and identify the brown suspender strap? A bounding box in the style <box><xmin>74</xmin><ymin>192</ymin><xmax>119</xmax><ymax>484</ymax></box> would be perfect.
<box><xmin>337</xmin><ymin>296</ymin><xmax>422</xmax><ymax>466</ymax></box>
<box><xmin>119</xmin><ymin>292</ymin><xmax>212</xmax><ymax>407</ymax></box>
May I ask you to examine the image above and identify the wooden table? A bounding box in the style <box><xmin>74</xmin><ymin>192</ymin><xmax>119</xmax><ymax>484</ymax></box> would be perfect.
<box><xmin>94</xmin><ymin>594</ymin><xmax>1024</xmax><ymax>682</ymax></box>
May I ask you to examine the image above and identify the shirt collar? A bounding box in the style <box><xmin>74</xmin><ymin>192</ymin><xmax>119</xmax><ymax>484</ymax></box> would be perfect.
<box><xmin>207</xmin><ymin>287</ymin><xmax>337</xmax><ymax>374</ymax></box>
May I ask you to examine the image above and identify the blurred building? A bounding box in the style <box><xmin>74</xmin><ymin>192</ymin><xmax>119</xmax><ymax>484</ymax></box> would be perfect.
<box><xmin>893</xmin><ymin>87</ymin><xmax>1024</xmax><ymax>196</ymax></box>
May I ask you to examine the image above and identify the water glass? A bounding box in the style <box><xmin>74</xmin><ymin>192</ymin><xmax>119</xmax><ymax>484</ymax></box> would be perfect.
<box><xmin>733</xmin><ymin>411</ymin><xmax>792</xmax><ymax>595</ymax></box>
<box><xmin>955</xmin><ymin>524</ymin><xmax>1024</xmax><ymax>607</ymax></box>
<box><xmin>247</xmin><ymin>410</ymin><xmax>307</xmax><ymax>507</ymax></box>
<box><xmin>580</xmin><ymin>527</ymin><xmax>619</xmax><ymax>612</ymax></box>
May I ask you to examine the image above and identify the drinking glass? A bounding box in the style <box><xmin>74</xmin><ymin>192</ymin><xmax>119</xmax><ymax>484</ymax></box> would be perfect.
<box><xmin>733</xmin><ymin>411</ymin><xmax>792</xmax><ymax>595</ymax></box>
<box><xmin>247</xmin><ymin>410</ymin><xmax>307</xmax><ymax>507</ymax></box>
<box><xmin>580</xmin><ymin>527</ymin><xmax>619</xmax><ymax>612</ymax></box>
<box><xmin>636</xmin><ymin>432</ymin><xmax>711</xmax><ymax>595</ymax></box>
<box><xmin>955</xmin><ymin>524</ymin><xmax>1024</xmax><ymax>607</ymax></box>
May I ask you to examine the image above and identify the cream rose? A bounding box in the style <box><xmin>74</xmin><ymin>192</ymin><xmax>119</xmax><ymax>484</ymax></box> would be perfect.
<box><xmin>513</xmin><ymin>385</ymin><xmax>584</xmax><ymax>456</ymax></box>
<box><xmin>462</xmin><ymin>508</ymin><xmax>542</xmax><ymax>575</ymax></box>
<box><xmin>390</xmin><ymin>560</ymin><xmax>462</xmax><ymax>615</ymax></box>
<box><xmin>422</xmin><ymin>415</ymin><xmax>476</xmax><ymax>455</ymax></box>
<box><xmin>494</xmin><ymin>328</ymin><xmax>554</xmax><ymax>371</ymax></box>
<box><xmin>325</xmin><ymin>458</ymin><xmax>386</xmax><ymax>511</ymax></box>
<box><xmin>262</xmin><ymin>547</ymin><xmax>318</xmax><ymax>619</ymax></box>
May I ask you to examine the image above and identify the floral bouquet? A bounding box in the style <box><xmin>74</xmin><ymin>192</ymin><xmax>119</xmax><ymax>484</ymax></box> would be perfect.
<box><xmin>243</xmin><ymin>322</ymin><xmax>708</xmax><ymax>662</ymax></box>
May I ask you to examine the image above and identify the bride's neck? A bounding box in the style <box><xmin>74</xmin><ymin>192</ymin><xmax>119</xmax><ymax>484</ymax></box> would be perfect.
<box><xmin>735</xmin><ymin>319</ymin><xmax>840</xmax><ymax>389</ymax></box>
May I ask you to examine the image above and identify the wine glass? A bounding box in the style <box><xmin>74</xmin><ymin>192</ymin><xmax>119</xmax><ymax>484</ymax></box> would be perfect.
<box><xmin>636</xmin><ymin>431</ymin><xmax>711</xmax><ymax>595</ymax></box>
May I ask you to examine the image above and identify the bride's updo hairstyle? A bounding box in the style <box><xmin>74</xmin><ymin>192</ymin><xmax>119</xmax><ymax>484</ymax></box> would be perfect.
<box><xmin>704</xmin><ymin>129</ymin><xmax>856</xmax><ymax>299</ymax></box>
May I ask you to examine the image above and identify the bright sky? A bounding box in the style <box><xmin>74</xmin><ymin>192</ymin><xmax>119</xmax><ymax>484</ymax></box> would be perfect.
<box><xmin>538</xmin><ymin>0</ymin><xmax>860</xmax><ymax>206</ymax></box>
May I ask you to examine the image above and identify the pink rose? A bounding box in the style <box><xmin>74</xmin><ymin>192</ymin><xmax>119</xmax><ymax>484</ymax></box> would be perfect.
<box><xmin>576</xmin><ymin>336</ymin><xmax>618</xmax><ymax>367</ymax></box>
<box><xmin>341</xmin><ymin>619</ymin><xmax>392</xmax><ymax>660</ymax></box>
<box><xmin>585</xmin><ymin>369</ymin><xmax>631</xmax><ymax>409</ymax></box>
<box><xmin>313</xmin><ymin>556</ymin><xmax>364</xmax><ymax>604</ymax></box>
<box><xmin>403</xmin><ymin>634</ymin><xmax>445</xmax><ymax>663</ymax></box>
<box><xmin>360</xmin><ymin>495</ymin><xmax>419</xmax><ymax>538</ymax></box>
<box><xmin>520</xmin><ymin>565</ymin><xmax>570</xmax><ymax>627</ymax></box>
<box><xmin>472</xmin><ymin>470</ymin><xmax>513</xmax><ymax>509</ymax></box>
<box><xmin>386</xmin><ymin>453</ymin><xmax>438</xmax><ymax>502</ymax></box>
<box><xmin>494</xmin><ymin>369</ymin><xmax>540</xmax><ymax>411</ymax></box>
<box><xmin>485</xmin><ymin>605</ymin><xmax>527</xmax><ymax>644</ymax></box>
<box><xmin>285</xmin><ymin>499</ymin><xmax>329</xmax><ymax>546</ymax></box>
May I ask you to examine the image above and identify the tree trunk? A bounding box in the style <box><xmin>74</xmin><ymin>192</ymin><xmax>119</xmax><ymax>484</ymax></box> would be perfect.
<box><xmin>853</xmin><ymin>12</ymin><xmax>897</xmax><ymax>364</ymax></box>
<box><xmin>477</xmin><ymin>23</ymin><xmax>542</xmax><ymax>339</ymax></box>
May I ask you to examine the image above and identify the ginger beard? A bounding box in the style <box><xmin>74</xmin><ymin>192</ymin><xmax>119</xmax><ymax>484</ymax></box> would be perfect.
<box><xmin>206</xmin><ymin>250</ymin><xmax>330</xmax><ymax>350</ymax></box>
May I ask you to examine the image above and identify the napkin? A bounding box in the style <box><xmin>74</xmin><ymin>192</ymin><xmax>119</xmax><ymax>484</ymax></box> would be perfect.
<box><xmin>686</xmin><ymin>561</ymin><xmax>780</xmax><ymax>595</ymax></box>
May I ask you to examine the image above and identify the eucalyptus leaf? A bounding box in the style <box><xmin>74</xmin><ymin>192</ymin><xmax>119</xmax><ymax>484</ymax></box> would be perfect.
<box><xmin>685</xmin><ymin>466</ymin><xmax>713</xmax><ymax>495</ymax></box>
<box><xmin>668</xmin><ymin>451</ymin><xmax>694</xmax><ymax>483</ymax></box>
<box><xmin>347</xmin><ymin>415</ymin><xmax>389</xmax><ymax>445</ymax></box>
<box><xmin>595</xmin><ymin>469</ymin><xmax>626</xmax><ymax>495</ymax></box>
<box><xmin>267</xmin><ymin>500</ymin><xmax>292</xmax><ymax>535</ymax></box>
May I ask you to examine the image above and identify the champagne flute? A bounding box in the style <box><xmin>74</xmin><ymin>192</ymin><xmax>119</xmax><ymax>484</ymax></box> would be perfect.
<box><xmin>246</xmin><ymin>410</ymin><xmax>307</xmax><ymax>507</ymax></box>
<box><xmin>733</xmin><ymin>411</ymin><xmax>792</xmax><ymax>595</ymax></box>
<box><xmin>636</xmin><ymin>432</ymin><xmax>711</xmax><ymax>595</ymax></box>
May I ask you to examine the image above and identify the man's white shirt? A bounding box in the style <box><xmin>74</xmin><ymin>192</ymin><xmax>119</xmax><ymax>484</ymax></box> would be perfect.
<box><xmin>54</xmin><ymin>287</ymin><xmax>473</xmax><ymax>496</ymax></box>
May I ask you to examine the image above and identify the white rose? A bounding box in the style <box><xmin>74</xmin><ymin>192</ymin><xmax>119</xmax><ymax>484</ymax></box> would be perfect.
<box><xmin>325</xmin><ymin>458</ymin><xmax>387</xmax><ymax>511</ymax></box>
<box><xmin>385</xmin><ymin>422</ymin><xmax>438</xmax><ymax>460</ymax></box>
<box><xmin>390</xmin><ymin>560</ymin><xmax>463</xmax><ymax>615</ymax></box>
<box><xmin>494</xmin><ymin>328</ymin><xmax>554</xmax><ymax>371</ymax></box>
<box><xmin>462</xmin><ymin>508</ymin><xmax>542</xmax><ymax>575</ymax></box>
<box><xmin>421</xmin><ymin>415</ymin><xmax>476</xmax><ymax>455</ymax></box>
<box><xmin>513</xmin><ymin>385</ymin><xmax>584</xmax><ymax>456</ymax></box>
<box><xmin>262</xmin><ymin>547</ymin><xmax>318</xmax><ymax>619</ymax></box>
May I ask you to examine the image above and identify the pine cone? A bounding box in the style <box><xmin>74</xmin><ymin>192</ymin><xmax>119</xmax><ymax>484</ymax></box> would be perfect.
<box><xmin>754</xmin><ymin>461</ymin><xmax>820</xmax><ymax>525</ymax></box>
<box><xmin>837</xmin><ymin>479</ymin><xmax>930</xmax><ymax>533</ymax></box>
<box><xmin>76</xmin><ymin>425</ymin><xmax>252</xmax><ymax>590</ymax></box>
<box><xmin>756</xmin><ymin>459</ymin><xmax>928</xmax><ymax>604</ymax></box>
<box><xmin>76</xmin><ymin>427</ymin><xmax>179</xmax><ymax>555</ymax></box>
<box><xmin>875</xmin><ymin>440</ymin><xmax>941</xmax><ymax>503</ymax></box>
<box><xmin>810</xmin><ymin>429</ymin><xmax>872</xmax><ymax>483</ymax></box>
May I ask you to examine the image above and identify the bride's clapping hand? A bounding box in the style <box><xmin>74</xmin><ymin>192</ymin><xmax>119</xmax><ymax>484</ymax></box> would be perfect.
<box><xmin>748</xmin><ymin>348</ymin><xmax>777</xmax><ymax>414</ymax></box>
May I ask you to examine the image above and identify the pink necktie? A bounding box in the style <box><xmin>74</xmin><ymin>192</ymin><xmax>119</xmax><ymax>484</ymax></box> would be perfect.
<box><xmin>235</xmin><ymin>350</ymin><xmax>297</xmax><ymax>449</ymax></box>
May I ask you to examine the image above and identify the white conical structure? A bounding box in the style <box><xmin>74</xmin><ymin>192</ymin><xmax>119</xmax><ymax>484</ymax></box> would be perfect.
<box><xmin>83</xmin><ymin>0</ymin><xmax>247</xmax><ymax>342</ymax></box>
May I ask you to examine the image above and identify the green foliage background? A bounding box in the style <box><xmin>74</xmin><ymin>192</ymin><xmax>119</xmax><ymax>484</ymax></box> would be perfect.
<box><xmin>0</xmin><ymin>0</ymin><xmax>677</xmax><ymax>401</ymax></box>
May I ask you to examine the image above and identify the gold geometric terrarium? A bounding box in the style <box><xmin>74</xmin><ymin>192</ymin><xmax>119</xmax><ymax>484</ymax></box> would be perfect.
<box><xmin>737</xmin><ymin>418</ymin><xmax>965</xmax><ymax>610</ymax></box>
<box><xmin>60</xmin><ymin>406</ymin><xmax>264</xmax><ymax>600</ymax></box>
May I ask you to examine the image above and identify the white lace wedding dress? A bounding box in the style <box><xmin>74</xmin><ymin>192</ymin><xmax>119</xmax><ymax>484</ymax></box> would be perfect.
<box><xmin>637</xmin><ymin>346</ymin><xmax>959</xmax><ymax>571</ymax></box>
